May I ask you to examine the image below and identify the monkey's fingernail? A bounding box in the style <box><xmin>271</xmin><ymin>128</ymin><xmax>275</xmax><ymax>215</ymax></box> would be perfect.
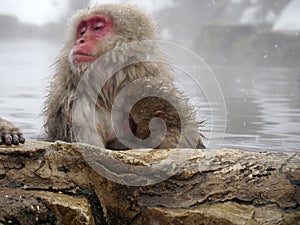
<box><xmin>12</xmin><ymin>134</ymin><xmax>20</xmax><ymax>145</ymax></box>
<box><xmin>19</xmin><ymin>134</ymin><xmax>25</xmax><ymax>144</ymax></box>
<box><xmin>4</xmin><ymin>134</ymin><xmax>12</xmax><ymax>145</ymax></box>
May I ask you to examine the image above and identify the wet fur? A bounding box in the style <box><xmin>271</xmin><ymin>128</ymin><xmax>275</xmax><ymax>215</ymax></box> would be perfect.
<box><xmin>44</xmin><ymin>3</ymin><xmax>204</xmax><ymax>149</ymax></box>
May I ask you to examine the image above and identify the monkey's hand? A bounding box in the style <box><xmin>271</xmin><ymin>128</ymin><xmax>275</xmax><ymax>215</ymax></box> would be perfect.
<box><xmin>0</xmin><ymin>118</ymin><xmax>25</xmax><ymax>145</ymax></box>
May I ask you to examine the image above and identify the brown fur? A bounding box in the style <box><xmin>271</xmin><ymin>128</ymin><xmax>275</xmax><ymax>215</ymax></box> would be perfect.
<box><xmin>44</xmin><ymin>3</ymin><xmax>205</xmax><ymax>149</ymax></box>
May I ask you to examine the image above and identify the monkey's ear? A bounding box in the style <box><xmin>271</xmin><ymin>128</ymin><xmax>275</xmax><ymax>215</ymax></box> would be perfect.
<box><xmin>154</xmin><ymin>110</ymin><xmax>165</xmax><ymax>120</ymax></box>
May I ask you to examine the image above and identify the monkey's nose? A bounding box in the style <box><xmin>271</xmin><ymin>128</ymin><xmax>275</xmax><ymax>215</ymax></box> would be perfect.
<box><xmin>76</xmin><ymin>37</ymin><xmax>86</xmax><ymax>45</ymax></box>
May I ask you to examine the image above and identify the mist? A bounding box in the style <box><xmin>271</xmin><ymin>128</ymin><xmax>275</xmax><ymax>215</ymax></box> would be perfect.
<box><xmin>0</xmin><ymin>0</ymin><xmax>299</xmax><ymax>151</ymax></box>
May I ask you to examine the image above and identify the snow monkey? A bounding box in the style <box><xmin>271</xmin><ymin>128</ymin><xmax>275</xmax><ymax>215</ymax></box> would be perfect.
<box><xmin>0</xmin><ymin>118</ymin><xmax>25</xmax><ymax>145</ymax></box>
<box><xmin>44</xmin><ymin>4</ymin><xmax>205</xmax><ymax>150</ymax></box>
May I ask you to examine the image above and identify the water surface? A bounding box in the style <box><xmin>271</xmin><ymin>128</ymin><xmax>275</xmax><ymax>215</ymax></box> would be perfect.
<box><xmin>0</xmin><ymin>39</ymin><xmax>299</xmax><ymax>152</ymax></box>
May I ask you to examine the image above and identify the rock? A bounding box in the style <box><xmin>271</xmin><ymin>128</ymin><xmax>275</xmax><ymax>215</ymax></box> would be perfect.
<box><xmin>0</xmin><ymin>141</ymin><xmax>299</xmax><ymax>224</ymax></box>
<box><xmin>0</xmin><ymin>188</ymin><xmax>94</xmax><ymax>225</ymax></box>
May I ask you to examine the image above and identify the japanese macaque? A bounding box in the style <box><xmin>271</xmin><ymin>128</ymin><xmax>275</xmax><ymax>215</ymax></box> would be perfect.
<box><xmin>44</xmin><ymin>4</ymin><xmax>205</xmax><ymax>150</ymax></box>
<box><xmin>0</xmin><ymin>118</ymin><xmax>25</xmax><ymax>145</ymax></box>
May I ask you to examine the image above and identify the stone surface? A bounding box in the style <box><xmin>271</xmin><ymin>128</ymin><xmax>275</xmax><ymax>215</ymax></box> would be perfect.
<box><xmin>0</xmin><ymin>141</ymin><xmax>299</xmax><ymax>224</ymax></box>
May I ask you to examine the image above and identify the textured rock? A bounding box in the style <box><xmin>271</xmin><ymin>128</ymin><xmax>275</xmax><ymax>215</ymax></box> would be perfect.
<box><xmin>0</xmin><ymin>188</ymin><xmax>94</xmax><ymax>225</ymax></box>
<box><xmin>0</xmin><ymin>141</ymin><xmax>299</xmax><ymax>224</ymax></box>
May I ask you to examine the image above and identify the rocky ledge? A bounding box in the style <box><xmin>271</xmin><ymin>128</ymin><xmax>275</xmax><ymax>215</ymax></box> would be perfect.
<box><xmin>0</xmin><ymin>141</ymin><xmax>299</xmax><ymax>225</ymax></box>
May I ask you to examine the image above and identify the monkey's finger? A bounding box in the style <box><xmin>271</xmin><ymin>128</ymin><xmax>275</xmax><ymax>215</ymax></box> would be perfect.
<box><xmin>19</xmin><ymin>133</ymin><xmax>25</xmax><ymax>144</ymax></box>
<box><xmin>12</xmin><ymin>133</ymin><xmax>20</xmax><ymax>145</ymax></box>
<box><xmin>0</xmin><ymin>134</ymin><xmax>2</xmax><ymax>145</ymax></box>
<box><xmin>3</xmin><ymin>133</ymin><xmax>12</xmax><ymax>145</ymax></box>
<box><xmin>154</xmin><ymin>110</ymin><xmax>165</xmax><ymax>119</ymax></box>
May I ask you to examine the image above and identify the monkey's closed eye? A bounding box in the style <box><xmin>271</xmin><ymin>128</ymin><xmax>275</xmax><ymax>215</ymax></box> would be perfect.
<box><xmin>93</xmin><ymin>26</ymin><xmax>103</xmax><ymax>30</ymax></box>
<box><xmin>93</xmin><ymin>23</ymin><xmax>105</xmax><ymax>30</ymax></box>
<box><xmin>78</xmin><ymin>29</ymin><xmax>86</xmax><ymax>37</ymax></box>
<box><xmin>77</xmin><ymin>23</ymin><xmax>87</xmax><ymax>37</ymax></box>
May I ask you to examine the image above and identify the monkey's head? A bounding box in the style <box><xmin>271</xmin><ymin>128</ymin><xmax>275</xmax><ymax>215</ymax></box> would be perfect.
<box><xmin>63</xmin><ymin>4</ymin><xmax>158</xmax><ymax>72</ymax></box>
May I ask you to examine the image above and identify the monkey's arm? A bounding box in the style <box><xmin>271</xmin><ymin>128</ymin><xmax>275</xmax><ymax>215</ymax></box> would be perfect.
<box><xmin>0</xmin><ymin>118</ymin><xmax>25</xmax><ymax>145</ymax></box>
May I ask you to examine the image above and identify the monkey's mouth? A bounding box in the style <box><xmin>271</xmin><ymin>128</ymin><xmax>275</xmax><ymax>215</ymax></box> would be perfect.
<box><xmin>72</xmin><ymin>52</ymin><xmax>95</xmax><ymax>65</ymax></box>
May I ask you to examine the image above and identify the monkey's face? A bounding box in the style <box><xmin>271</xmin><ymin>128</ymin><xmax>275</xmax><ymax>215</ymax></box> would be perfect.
<box><xmin>70</xmin><ymin>15</ymin><xmax>113</xmax><ymax>67</ymax></box>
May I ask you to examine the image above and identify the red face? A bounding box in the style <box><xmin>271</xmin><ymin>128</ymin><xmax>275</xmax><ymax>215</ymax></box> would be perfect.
<box><xmin>71</xmin><ymin>15</ymin><xmax>113</xmax><ymax>66</ymax></box>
